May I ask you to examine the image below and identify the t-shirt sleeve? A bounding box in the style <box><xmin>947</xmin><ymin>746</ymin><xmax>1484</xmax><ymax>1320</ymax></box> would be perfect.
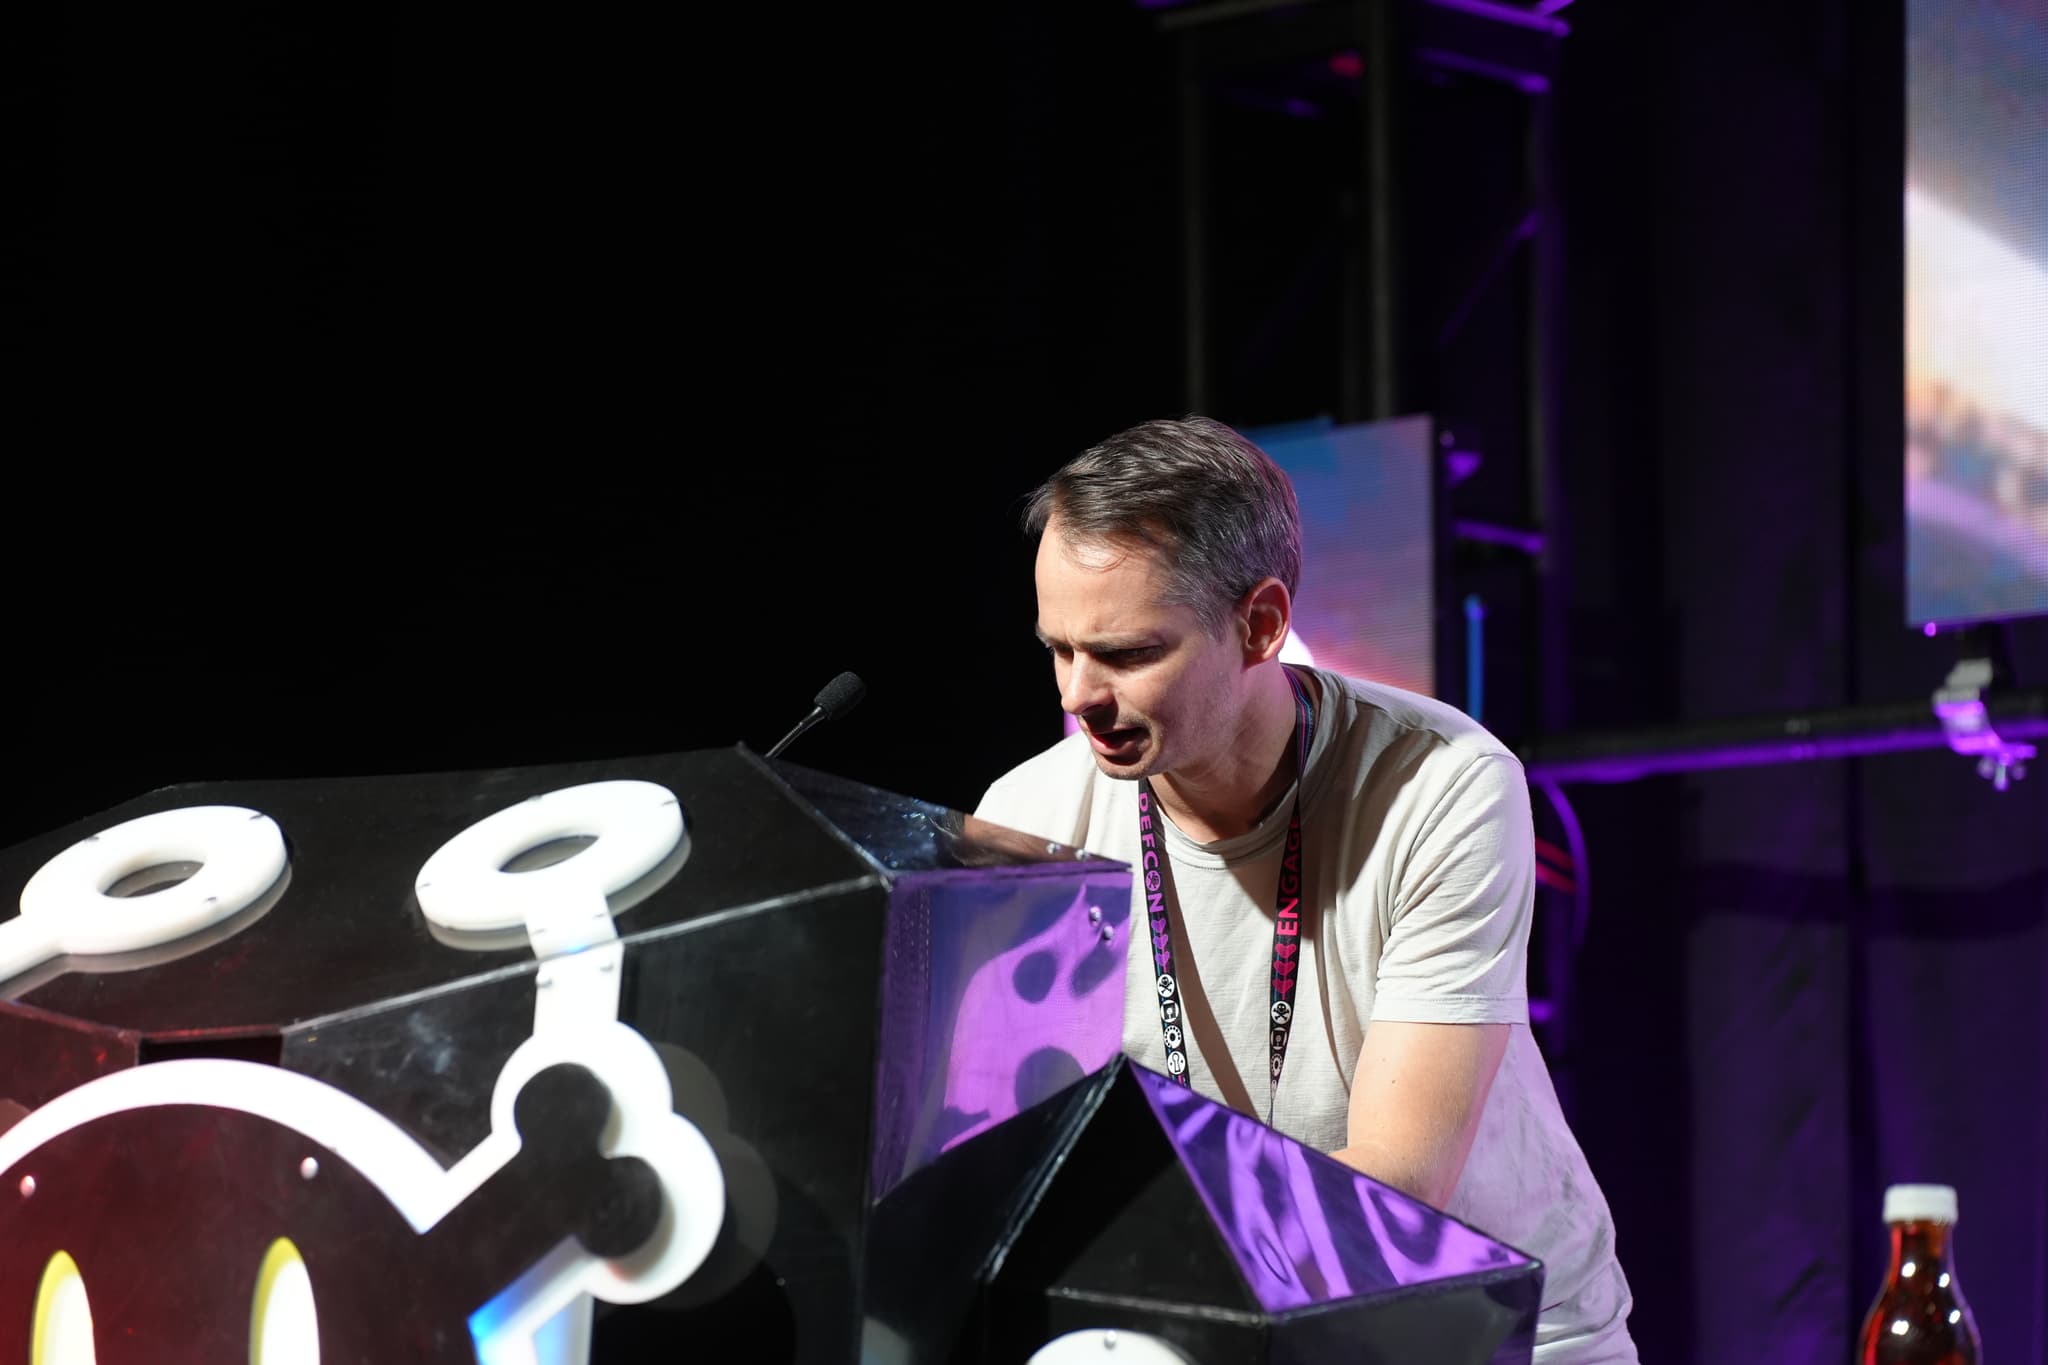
<box><xmin>1368</xmin><ymin>750</ymin><xmax>1534</xmax><ymax>1025</ymax></box>
<box><xmin>972</xmin><ymin>746</ymin><xmax>1089</xmax><ymax>849</ymax></box>
<box><xmin>973</xmin><ymin>775</ymin><xmax>1033</xmax><ymax>831</ymax></box>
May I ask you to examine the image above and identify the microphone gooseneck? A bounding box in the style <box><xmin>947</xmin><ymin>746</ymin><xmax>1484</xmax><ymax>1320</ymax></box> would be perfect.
<box><xmin>766</xmin><ymin>672</ymin><xmax>867</xmax><ymax>759</ymax></box>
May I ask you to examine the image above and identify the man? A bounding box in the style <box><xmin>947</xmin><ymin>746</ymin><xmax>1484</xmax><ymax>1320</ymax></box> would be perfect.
<box><xmin>975</xmin><ymin>416</ymin><xmax>1637</xmax><ymax>1363</ymax></box>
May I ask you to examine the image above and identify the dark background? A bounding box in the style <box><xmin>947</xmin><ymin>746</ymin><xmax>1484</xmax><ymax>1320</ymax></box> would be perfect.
<box><xmin>9</xmin><ymin>3</ymin><xmax>2048</xmax><ymax>1359</ymax></box>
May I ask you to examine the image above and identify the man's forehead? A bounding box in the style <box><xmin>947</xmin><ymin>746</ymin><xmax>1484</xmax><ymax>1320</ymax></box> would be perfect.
<box><xmin>1034</xmin><ymin>559</ymin><xmax>1193</xmax><ymax>646</ymax></box>
<box><xmin>1038</xmin><ymin>522</ymin><xmax>1167</xmax><ymax>574</ymax></box>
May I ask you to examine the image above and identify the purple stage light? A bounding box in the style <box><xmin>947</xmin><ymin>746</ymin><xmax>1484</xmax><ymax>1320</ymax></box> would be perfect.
<box><xmin>1454</xmin><ymin>519</ymin><xmax>1547</xmax><ymax>556</ymax></box>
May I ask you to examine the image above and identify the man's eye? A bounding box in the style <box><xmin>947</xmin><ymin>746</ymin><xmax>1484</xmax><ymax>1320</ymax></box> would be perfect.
<box><xmin>1103</xmin><ymin>648</ymin><xmax>1158</xmax><ymax>666</ymax></box>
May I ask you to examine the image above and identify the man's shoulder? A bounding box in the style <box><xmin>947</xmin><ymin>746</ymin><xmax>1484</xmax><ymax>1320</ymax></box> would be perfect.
<box><xmin>1321</xmin><ymin>670</ymin><xmax>1519</xmax><ymax>770</ymax></box>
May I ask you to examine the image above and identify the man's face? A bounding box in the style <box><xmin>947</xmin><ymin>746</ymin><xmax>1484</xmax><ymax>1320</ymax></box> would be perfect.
<box><xmin>1033</xmin><ymin>523</ymin><xmax>1248</xmax><ymax>781</ymax></box>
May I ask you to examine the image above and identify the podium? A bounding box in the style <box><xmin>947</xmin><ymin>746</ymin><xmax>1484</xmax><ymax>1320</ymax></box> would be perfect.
<box><xmin>0</xmin><ymin>749</ymin><xmax>1539</xmax><ymax>1363</ymax></box>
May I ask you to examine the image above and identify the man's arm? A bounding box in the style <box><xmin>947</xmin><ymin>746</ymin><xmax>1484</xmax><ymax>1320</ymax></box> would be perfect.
<box><xmin>1330</xmin><ymin>750</ymin><xmax>1534</xmax><ymax>1206</ymax></box>
<box><xmin>1331</xmin><ymin>1019</ymin><xmax>1509</xmax><ymax>1206</ymax></box>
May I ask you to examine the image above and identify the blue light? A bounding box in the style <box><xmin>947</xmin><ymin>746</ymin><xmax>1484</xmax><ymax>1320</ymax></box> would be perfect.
<box><xmin>470</xmin><ymin>1284</ymin><xmax>583</xmax><ymax>1365</ymax></box>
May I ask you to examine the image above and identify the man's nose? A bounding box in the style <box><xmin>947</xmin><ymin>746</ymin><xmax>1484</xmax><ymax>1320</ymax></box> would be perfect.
<box><xmin>1060</xmin><ymin>655</ymin><xmax>1113</xmax><ymax>717</ymax></box>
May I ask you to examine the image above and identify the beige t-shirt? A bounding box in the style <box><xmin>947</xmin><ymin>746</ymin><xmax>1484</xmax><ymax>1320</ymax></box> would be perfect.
<box><xmin>976</xmin><ymin>668</ymin><xmax>1637</xmax><ymax>1364</ymax></box>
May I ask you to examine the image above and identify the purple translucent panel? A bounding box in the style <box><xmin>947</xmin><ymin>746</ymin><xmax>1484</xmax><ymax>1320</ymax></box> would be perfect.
<box><xmin>870</xmin><ymin>867</ymin><xmax>1132</xmax><ymax>1198</ymax></box>
<box><xmin>1133</xmin><ymin>1066</ymin><xmax>1533</xmax><ymax>1313</ymax></box>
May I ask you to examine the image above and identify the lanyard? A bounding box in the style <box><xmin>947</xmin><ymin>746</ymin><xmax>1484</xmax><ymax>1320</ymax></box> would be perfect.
<box><xmin>1136</xmin><ymin>667</ymin><xmax>1314</xmax><ymax>1119</ymax></box>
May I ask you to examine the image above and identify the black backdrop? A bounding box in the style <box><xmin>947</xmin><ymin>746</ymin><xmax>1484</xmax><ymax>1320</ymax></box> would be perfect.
<box><xmin>9</xmin><ymin>5</ymin><xmax>1185</xmax><ymax>843</ymax></box>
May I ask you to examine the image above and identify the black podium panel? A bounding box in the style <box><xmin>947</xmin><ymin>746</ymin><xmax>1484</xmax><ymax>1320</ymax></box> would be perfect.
<box><xmin>0</xmin><ymin>748</ymin><xmax>870</xmax><ymax>1035</ymax></box>
<box><xmin>851</xmin><ymin>1055</ymin><xmax>1543</xmax><ymax>1364</ymax></box>
<box><xmin>0</xmin><ymin>749</ymin><xmax>1539</xmax><ymax>1364</ymax></box>
<box><xmin>0</xmin><ymin>747</ymin><xmax>1131</xmax><ymax>1364</ymax></box>
<box><xmin>862</xmin><ymin>1068</ymin><xmax>1103</xmax><ymax>1361</ymax></box>
<box><xmin>0</xmin><ymin>1063</ymin><xmax>667</xmax><ymax>1364</ymax></box>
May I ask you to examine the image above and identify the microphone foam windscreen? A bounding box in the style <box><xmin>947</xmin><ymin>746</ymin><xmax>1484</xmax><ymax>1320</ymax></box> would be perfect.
<box><xmin>814</xmin><ymin>671</ymin><xmax>866</xmax><ymax>720</ymax></box>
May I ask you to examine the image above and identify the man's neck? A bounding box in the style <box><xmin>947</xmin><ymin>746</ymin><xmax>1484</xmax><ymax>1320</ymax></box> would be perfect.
<box><xmin>1149</xmin><ymin>664</ymin><xmax>1305</xmax><ymax>844</ymax></box>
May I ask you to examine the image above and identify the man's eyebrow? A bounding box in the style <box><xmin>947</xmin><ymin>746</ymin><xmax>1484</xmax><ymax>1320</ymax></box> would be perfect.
<box><xmin>1034</xmin><ymin>626</ymin><xmax>1159</xmax><ymax>652</ymax></box>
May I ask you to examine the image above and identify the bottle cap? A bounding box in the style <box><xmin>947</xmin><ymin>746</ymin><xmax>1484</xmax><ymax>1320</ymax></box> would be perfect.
<box><xmin>1883</xmin><ymin>1184</ymin><xmax>1959</xmax><ymax>1225</ymax></box>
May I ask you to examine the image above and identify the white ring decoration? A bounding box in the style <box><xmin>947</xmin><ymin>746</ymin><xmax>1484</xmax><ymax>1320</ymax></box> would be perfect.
<box><xmin>414</xmin><ymin>781</ymin><xmax>683</xmax><ymax>935</ymax></box>
<box><xmin>4</xmin><ymin>806</ymin><xmax>288</xmax><ymax>984</ymax></box>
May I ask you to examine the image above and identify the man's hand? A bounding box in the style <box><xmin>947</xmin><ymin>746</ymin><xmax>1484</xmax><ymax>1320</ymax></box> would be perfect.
<box><xmin>1330</xmin><ymin>1019</ymin><xmax>1510</xmax><ymax>1208</ymax></box>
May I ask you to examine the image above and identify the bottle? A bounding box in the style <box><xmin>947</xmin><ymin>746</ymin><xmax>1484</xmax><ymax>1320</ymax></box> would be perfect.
<box><xmin>1859</xmin><ymin>1184</ymin><xmax>1982</xmax><ymax>1364</ymax></box>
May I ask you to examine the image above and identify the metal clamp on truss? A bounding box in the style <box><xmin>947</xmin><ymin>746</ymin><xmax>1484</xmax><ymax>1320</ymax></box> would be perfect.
<box><xmin>1933</xmin><ymin>658</ymin><xmax>2035</xmax><ymax>792</ymax></box>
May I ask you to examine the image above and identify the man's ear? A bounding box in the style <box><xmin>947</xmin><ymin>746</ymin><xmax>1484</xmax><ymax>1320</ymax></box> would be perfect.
<box><xmin>1238</xmin><ymin>577</ymin><xmax>1292</xmax><ymax>665</ymax></box>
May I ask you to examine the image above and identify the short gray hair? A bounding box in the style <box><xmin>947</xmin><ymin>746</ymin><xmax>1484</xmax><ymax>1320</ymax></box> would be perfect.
<box><xmin>1023</xmin><ymin>416</ymin><xmax>1302</xmax><ymax>635</ymax></box>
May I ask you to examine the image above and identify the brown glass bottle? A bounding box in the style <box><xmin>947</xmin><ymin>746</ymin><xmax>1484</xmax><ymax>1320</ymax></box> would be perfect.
<box><xmin>1859</xmin><ymin>1184</ymin><xmax>1981</xmax><ymax>1364</ymax></box>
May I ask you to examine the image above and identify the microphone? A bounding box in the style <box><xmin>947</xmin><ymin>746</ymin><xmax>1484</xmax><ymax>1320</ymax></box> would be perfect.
<box><xmin>765</xmin><ymin>671</ymin><xmax>866</xmax><ymax>759</ymax></box>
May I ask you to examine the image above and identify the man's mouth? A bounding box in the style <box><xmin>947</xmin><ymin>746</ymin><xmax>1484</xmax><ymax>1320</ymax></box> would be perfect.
<box><xmin>1085</xmin><ymin>724</ymin><xmax>1146</xmax><ymax>757</ymax></box>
